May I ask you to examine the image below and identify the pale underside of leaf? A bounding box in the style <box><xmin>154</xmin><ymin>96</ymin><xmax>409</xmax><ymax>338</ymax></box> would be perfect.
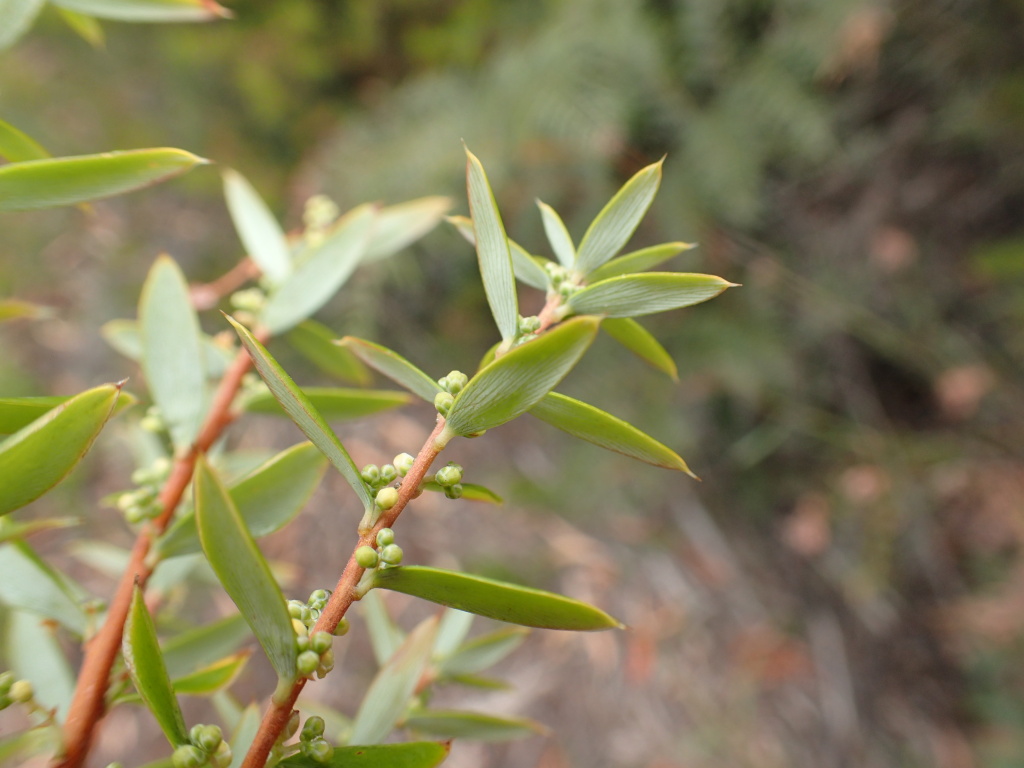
<box><xmin>222</xmin><ymin>168</ymin><xmax>292</xmax><ymax>285</ymax></box>
<box><xmin>568</xmin><ymin>272</ymin><xmax>735</xmax><ymax>318</ymax></box>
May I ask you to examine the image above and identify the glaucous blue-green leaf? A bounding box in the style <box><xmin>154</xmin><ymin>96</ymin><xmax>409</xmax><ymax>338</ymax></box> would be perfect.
<box><xmin>278</xmin><ymin>742</ymin><xmax>450</xmax><ymax>768</ymax></box>
<box><xmin>0</xmin><ymin>383</ymin><xmax>121</xmax><ymax>516</ymax></box>
<box><xmin>244</xmin><ymin>387</ymin><xmax>410</xmax><ymax>421</ymax></box>
<box><xmin>123</xmin><ymin>586</ymin><xmax>189</xmax><ymax>746</ymax></box>
<box><xmin>361</xmin><ymin>196</ymin><xmax>452</xmax><ymax>262</ymax></box>
<box><xmin>161</xmin><ymin>614</ymin><xmax>251</xmax><ymax>679</ymax></box>
<box><xmin>101</xmin><ymin>318</ymin><xmax>233</xmax><ymax>377</ymax></box>
<box><xmin>228</xmin><ymin>316</ymin><xmax>374</xmax><ymax>512</ymax></box>
<box><xmin>140</xmin><ymin>255</ymin><xmax>207</xmax><ymax>449</ymax></box>
<box><xmin>601</xmin><ymin>318</ymin><xmax>678</xmax><ymax>380</ymax></box>
<box><xmin>587</xmin><ymin>241</ymin><xmax>695</xmax><ymax>283</ymax></box>
<box><xmin>0</xmin><ymin>298</ymin><xmax>52</xmax><ymax>321</ymax></box>
<box><xmin>49</xmin><ymin>0</ymin><xmax>229</xmax><ymax>21</ymax></box>
<box><xmin>0</xmin><ymin>148</ymin><xmax>207</xmax><ymax>211</ymax></box>
<box><xmin>360</xmin><ymin>591</ymin><xmax>406</xmax><ymax>667</ymax></box>
<box><xmin>0</xmin><ymin>117</ymin><xmax>48</xmax><ymax>162</ymax></box>
<box><xmin>574</xmin><ymin>159</ymin><xmax>663</xmax><ymax>275</ymax></box>
<box><xmin>260</xmin><ymin>204</ymin><xmax>376</xmax><ymax>333</ymax></box>
<box><xmin>0</xmin><ymin>0</ymin><xmax>44</xmax><ymax>51</ymax></box>
<box><xmin>447</xmin><ymin>215</ymin><xmax>550</xmax><ymax>291</ymax></box>
<box><xmin>433</xmin><ymin>608</ymin><xmax>474</xmax><ymax>660</ymax></box>
<box><xmin>7</xmin><ymin>609</ymin><xmax>75</xmax><ymax>722</ymax></box>
<box><xmin>530</xmin><ymin>392</ymin><xmax>694</xmax><ymax>475</ymax></box>
<box><xmin>159</xmin><ymin>442</ymin><xmax>328</xmax><ymax>558</ymax></box>
<box><xmin>567</xmin><ymin>272</ymin><xmax>735</xmax><ymax>318</ymax></box>
<box><xmin>194</xmin><ymin>455</ymin><xmax>297</xmax><ymax>695</ymax></box>
<box><xmin>338</xmin><ymin>337</ymin><xmax>442</xmax><ymax>403</ymax></box>
<box><xmin>0</xmin><ymin>542</ymin><xmax>89</xmax><ymax>634</ymax></box>
<box><xmin>371</xmin><ymin>566</ymin><xmax>623</xmax><ymax>631</ymax></box>
<box><xmin>222</xmin><ymin>168</ymin><xmax>292</xmax><ymax>285</ymax></box>
<box><xmin>438</xmin><ymin>627</ymin><xmax>529</xmax><ymax>676</ymax></box>
<box><xmin>228</xmin><ymin>703</ymin><xmax>262</xmax><ymax>768</ymax></box>
<box><xmin>0</xmin><ymin>515</ymin><xmax>77</xmax><ymax>543</ymax></box>
<box><xmin>420</xmin><ymin>482</ymin><xmax>502</xmax><ymax>505</ymax></box>
<box><xmin>287</xmin><ymin>320</ymin><xmax>371</xmax><ymax>386</ymax></box>
<box><xmin>57</xmin><ymin>7</ymin><xmax>105</xmax><ymax>47</ymax></box>
<box><xmin>465</xmin><ymin>148</ymin><xmax>518</xmax><ymax>341</ymax></box>
<box><xmin>536</xmin><ymin>200</ymin><xmax>575</xmax><ymax>268</ymax></box>
<box><xmin>441</xmin><ymin>315</ymin><xmax>600</xmax><ymax>440</ymax></box>
<box><xmin>349</xmin><ymin>617</ymin><xmax>438</xmax><ymax>745</ymax></box>
<box><xmin>405</xmin><ymin>710</ymin><xmax>544</xmax><ymax>742</ymax></box>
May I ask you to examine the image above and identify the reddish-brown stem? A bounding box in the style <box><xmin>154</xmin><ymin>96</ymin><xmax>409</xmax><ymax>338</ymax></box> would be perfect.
<box><xmin>240</xmin><ymin>417</ymin><xmax>448</xmax><ymax>768</ymax></box>
<box><xmin>55</xmin><ymin>330</ymin><xmax>268</xmax><ymax>768</ymax></box>
<box><xmin>190</xmin><ymin>258</ymin><xmax>261</xmax><ymax>311</ymax></box>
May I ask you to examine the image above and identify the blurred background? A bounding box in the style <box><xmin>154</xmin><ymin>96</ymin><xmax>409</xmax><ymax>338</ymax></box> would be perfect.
<box><xmin>2</xmin><ymin>0</ymin><xmax>1024</xmax><ymax>766</ymax></box>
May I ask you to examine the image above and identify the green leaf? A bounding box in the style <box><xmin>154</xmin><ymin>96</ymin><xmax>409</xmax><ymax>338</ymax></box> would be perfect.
<box><xmin>438</xmin><ymin>627</ymin><xmax>529</xmax><ymax>676</ymax></box>
<box><xmin>222</xmin><ymin>168</ymin><xmax>292</xmax><ymax>285</ymax></box>
<box><xmin>159</xmin><ymin>442</ymin><xmax>329</xmax><ymax>559</ymax></box>
<box><xmin>101</xmin><ymin>318</ymin><xmax>233</xmax><ymax>377</ymax></box>
<box><xmin>123</xmin><ymin>586</ymin><xmax>189</xmax><ymax>746</ymax></box>
<box><xmin>349</xmin><ymin>617</ymin><xmax>438</xmax><ymax>745</ymax></box>
<box><xmin>530</xmin><ymin>392</ymin><xmax>694</xmax><ymax>475</ymax></box>
<box><xmin>420</xmin><ymin>482</ymin><xmax>502</xmax><ymax>505</ymax></box>
<box><xmin>277</xmin><ymin>742</ymin><xmax>450</xmax><ymax>768</ymax></box>
<box><xmin>447</xmin><ymin>215</ymin><xmax>549</xmax><ymax>291</ymax></box>
<box><xmin>169</xmin><ymin>652</ymin><xmax>250</xmax><ymax>697</ymax></box>
<box><xmin>371</xmin><ymin>566</ymin><xmax>623</xmax><ymax>631</ymax></box>
<box><xmin>405</xmin><ymin>710</ymin><xmax>545</xmax><ymax>742</ymax></box>
<box><xmin>7</xmin><ymin>609</ymin><xmax>75</xmax><ymax>722</ymax></box>
<box><xmin>442</xmin><ymin>315</ymin><xmax>600</xmax><ymax>439</ymax></box>
<box><xmin>260</xmin><ymin>204</ymin><xmax>376</xmax><ymax>334</ymax></box>
<box><xmin>194</xmin><ymin>455</ymin><xmax>297</xmax><ymax>693</ymax></box>
<box><xmin>0</xmin><ymin>148</ymin><xmax>207</xmax><ymax>211</ymax></box>
<box><xmin>574</xmin><ymin>159</ymin><xmax>663</xmax><ymax>275</ymax></box>
<box><xmin>228</xmin><ymin>317</ymin><xmax>375</xmax><ymax>512</ymax></box>
<box><xmin>244</xmin><ymin>387</ymin><xmax>410</xmax><ymax>421</ymax></box>
<box><xmin>287</xmin><ymin>320</ymin><xmax>371</xmax><ymax>386</ymax></box>
<box><xmin>0</xmin><ymin>298</ymin><xmax>53</xmax><ymax>321</ymax></box>
<box><xmin>161</xmin><ymin>614</ymin><xmax>251</xmax><ymax>679</ymax></box>
<box><xmin>139</xmin><ymin>255</ymin><xmax>207</xmax><ymax>448</ymax></box>
<box><xmin>0</xmin><ymin>515</ymin><xmax>78</xmax><ymax>542</ymax></box>
<box><xmin>601</xmin><ymin>318</ymin><xmax>678</xmax><ymax>380</ymax></box>
<box><xmin>362</xmin><ymin>196</ymin><xmax>452</xmax><ymax>262</ymax></box>
<box><xmin>567</xmin><ymin>272</ymin><xmax>735</xmax><ymax>318</ymax></box>
<box><xmin>228</xmin><ymin>703</ymin><xmax>262</xmax><ymax>768</ymax></box>
<box><xmin>536</xmin><ymin>200</ymin><xmax>575</xmax><ymax>268</ymax></box>
<box><xmin>0</xmin><ymin>118</ymin><xmax>48</xmax><ymax>162</ymax></box>
<box><xmin>0</xmin><ymin>383</ymin><xmax>121</xmax><ymax>516</ymax></box>
<box><xmin>432</xmin><ymin>609</ymin><xmax>474</xmax><ymax>660</ymax></box>
<box><xmin>49</xmin><ymin>0</ymin><xmax>229</xmax><ymax>22</ymax></box>
<box><xmin>587</xmin><ymin>242</ymin><xmax>695</xmax><ymax>283</ymax></box>
<box><xmin>465</xmin><ymin>148</ymin><xmax>518</xmax><ymax>341</ymax></box>
<box><xmin>360</xmin><ymin>591</ymin><xmax>406</xmax><ymax>667</ymax></box>
<box><xmin>0</xmin><ymin>543</ymin><xmax>89</xmax><ymax>634</ymax></box>
<box><xmin>0</xmin><ymin>393</ymin><xmax>135</xmax><ymax>436</ymax></box>
<box><xmin>57</xmin><ymin>7</ymin><xmax>105</xmax><ymax>47</ymax></box>
<box><xmin>338</xmin><ymin>337</ymin><xmax>441</xmax><ymax>403</ymax></box>
<box><xmin>0</xmin><ymin>0</ymin><xmax>44</xmax><ymax>51</ymax></box>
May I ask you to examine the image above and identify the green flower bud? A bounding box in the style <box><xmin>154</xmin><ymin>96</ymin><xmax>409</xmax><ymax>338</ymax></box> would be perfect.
<box><xmin>301</xmin><ymin>715</ymin><xmax>326</xmax><ymax>741</ymax></box>
<box><xmin>393</xmin><ymin>453</ymin><xmax>415</xmax><ymax>476</ymax></box>
<box><xmin>433</xmin><ymin>391</ymin><xmax>455</xmax><ymax>416</ymax></box>
<box><xmin>284</xmin><ymin>710</ymin><xmax>300</xmax><ymax>740</ymax></box>
<box><xmin>131</xmin><ymin>467</ymin><xmax>153</xmax><ymax>486</ymax></box>
<box><xmin>209</xmin><ymin>741</ymin><xmax>232</xmax><ymax>768</ymax></box>
<box><xmin>380</xmin><ymin>544</ymin><xmax>404</xmax><ymax>566</ymax></box>
<box><xmin>308</xmin><ymin>588</ymin><xmax>330</xmax><ymax>608</ymax></box>
<box><xmin>296</xmin><ymin>634</ymin><xmax>310</xmax><ymax>652</ymax></box>
<box><xmin>192</xmin><ymin>724</ymin><xmax>223</xmax><ymax>754</ymax></box>
<box><xmin>140</xmin><ymin>407</ymin><xmax>165</xmax><ymax>433</ymax></box>
<box><xmin>318</xmin><ymin>648</ymin><xmax>335</xmax><ymax>673</ymax></box>
<box><xmin>375</xmin><ymin>486</ymin><xmax>399</xmax><ymax>511</ymax></box>
<box><xmin>376</xmin><ymin>528</ymin><xmax>395</xmax><ymax>547</ymax></box>
<box><xmin>380</xmin><ymin>464</ymin><xmax>398</xmax><ymax>484</ymax></box>
<box><xmin>444</xmin><ymin>370</ymin><xmax>468</xmax><ymax>394</ymax></box>
<box><xmin>434</xmin><ymin>463</ymin><xmax>463</xmax><ymax>487</ymax></box>
<box><xmin>518</xmin><ymin>316</ymin><xmax>541</xmax><ymax>334</ymax></box>
<box><xmin>8</xmin><ymin>680</ymin><xmax>31</xmax><ymax>703</ymax></box>
<box><xmin>355</xmin><ymin>545</ymin><xmax>379</xmax><ymax>569</ymax></box>
<box><xmin>288</xmin><ymin>600</ymin><xmax>306</xmax><ymax>619</ymax></box>
<box><xmin>124</xmin><ymin>505</ymin><xmax>148</xmax><ymax>524</ymax></box>
<box><xmin>334</xmin><ymin>618</ymin><xmax>350</xmax><ymax>636</ymax></box>
<box><xmin>310</xmin><ymin>631</ymin><xmax>333</xmax><ymax>655</ymax></box>
<box><xmin>444</xmin><ymin>483</ymin><xmax>464</xmax><ymax>500</ymax></box>
<box><xmin>308</xmin><ymin>608</ymin><xmax>320</xmax><ymax>622</ymax></box>
<box><xmin>292</xmin><ymin>618</ymin><xmax>309</xmax><ymax>637</ymax></box>
<box><xmin>172</xmin><ymin>744</ymin><xmax>206</xmax><ymax>768</ymax></box>
<box><xmin>297</xmin><ymin>650</ymin><xmax>321</xmax><ymax>677</ymax></box>
<box><xmin>0</xmin><ymin>695</ymin><xmax>11</xmax><ymax>711</ymax></box>
<box><xmin>303</xmin><ymin>737</ymin><xmax>334</xmax><ymax>764</ymax></box>
<box><xmin>360</xmin><ymin>464</ymin><xmax>380</xmax><ymax>485</ymax></box>
<box><xmin>0</xmin><ymin>671</ymin><xmax>14</xmax><ymax>693</ymax></box>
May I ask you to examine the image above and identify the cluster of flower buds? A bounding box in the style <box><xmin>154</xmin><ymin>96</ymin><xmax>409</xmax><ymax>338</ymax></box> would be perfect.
<box><xmin>433</xmin><ymin>370</ymin><xmax>468</xmax><ymax>417</ymax></box>
<box><xmin>0</xmin><ymin>672</ymin><xmax>32</xmax><ymax>712</ymax></box>
<box><xmin>361</xmin><ymin>452</ymin><xmax>415</xmax><ymax>515</ymax></box>
<box><xmin>433</xmin><ymin>461</ymin><xmax>464</xmax><ymax>499</ymax></box>
<box><xmin>140</xmin><ymin>405</ymin><xmax>166</xmax><ymax>433</ymax></box>
<box><xmin>298</xmin><ymin>715</ymin><xmax>334</xmax><ymax>764</ymax></box>
<box><xmin>171</xmin><ymin>724</ymin><xmax>231</xmax><ymax>768</ymax></box>
<box><xmin>354</xmin><ymin>527</ymin><xmax>403</xmax><ymax>571</ymax></box>
<box><xmin>302</xmin><ymin>194</ymin><xmax>341</xmax><ymax>248</ymax></box>
<box><xmin>116</xmin><ymin>457</ymin><xmax>171</xmax><ymax>524</ymax></box>
<box><xmin>289</xmin><ymin>589</ymin><xmax>339</xmax><ymax>679</ymax></box>
<box><xmin>544</xmin><ymin>261</ymin><xmax>584</xmax><ymax>300</ymax></box>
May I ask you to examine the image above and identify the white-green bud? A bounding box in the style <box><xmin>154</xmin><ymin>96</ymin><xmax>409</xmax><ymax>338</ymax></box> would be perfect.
<box><xmin>301</xmin><ymin>715</ymin><xmax>326</xmax><ymax>741</ymax></box>
<box><xmin>380</xmin><ymin>544</ymin><xmax>404</xmax><ymax>566</ymax></box>
<box><xmin>191</xmin><ymin>724</ymin><xmax>223</xmax><ymax>754</ymax></box>
<box><xmin>379</xmin><ymin>464</ymin><xmax>397</xmax><ymax>484</ymax></box>
<box><xmin>172</xmin><ymin>745</ymin><xmax>206</xmax><ymax>768</ymax></box>
<box><xmin>433</xmin><ymin>391</ymin><xmax>455</xmax><ymax>416</ymax></box>
<box><xmin>376</xmin><ymin>528</ymin><xmax>395</xmax><ymax>547</ymax></box>
<box><xmin>393</xmin><ymin>453</ymin><xmax>415</xmax><ymax>476</ymax></box>
<box><xmin>434</xmin><ymin>464</ymin><xmax>463</xmax><ymax>487</ymax></box>
<box><xmin>360</xmin><ymin>464</ymin><xmax>380</xmax><ymax>485</ymax></box>
<box><xmin>297</xmin><ymin>650</ymin><xmax>321</xmax><ymax>677</ymax></box>
<box><xmin>355</xmin><ymin>546</ymin><xmax>379</xmax><ymax>569</ymax></box>
<box><xmin>284</xmin><ymin>710</ymin><xmax>301</xmax><ymax>740</ymax></box>
<box><xmin>303</xmin><ymin>738</ymin><xmax>334</xmax><ymax>764</ymax></box>
<box><xmin>8</xmin><ymin>680</ymin><xmax>32</xmax><ymax>703</ymax></box>
<box><xmin>444</xmin><ymin>370</ymin><xmax>468</xmax><ymax>394</ymax></box>
<box><xmin>334</xmin><ymin>618</ymin><xmax>350</xmax><ymax>636</ymax></box>
<box><xmin>308</xmin><ymin>588</ymin><xmax>330</xmax><ymax>608</ymax></box>
<box><xmin>443</xmin><ymin>483</ymin><xmax>464</xmax><ymax>500</ymax></box>
<box><xmin>209</xmin><ymin>741</ymin><xmax>232</xmax><ymax>768</ymax></box>
<box><xmin>375</xmin><ymin>487</ymin><xmax>399</xmax><ymax>511</ymax></box>
<box><xmin>310</xmin><ymin>631</ymin><xmax>333</xmax><ymax>655</ymax></box>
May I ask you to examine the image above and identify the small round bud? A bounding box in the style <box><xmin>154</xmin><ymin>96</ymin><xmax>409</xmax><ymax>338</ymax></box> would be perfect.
<box><xmin>355</xmin><ymin>546</ymin><xmax>379</xmax><ymax>569</ymax></box>
<box><xmin>376</xmin><ymin>528</ymin><xmax>395</xmax><ymax>547</ymax></box>
<box><xmin>284</xmin><ymin>710</ymin><xmax>301</xmax><ymax>740</ymax></box>
<box><xmin>334</xmin><ymin>618</ymin><xmax>350</xmax><ymax>636</ymax></box>
<box><xmin>445</xmin><ymin>371</ymin><xmax>468</xmax><ymax>394</ymax></box>
<box><xmin>301</xmin><ymin>715</ymin><xmax>326</xmax><ymax>741</ymax></box>
<box><xmin>380</xmin><ymin>464</ymin><xmax>398</xmax><ymax>484</ymax></box>
<box><xmin>380</xmin><ymin>544</ymin><xmax>404</xmax><ymax>566</ymax></box>
<box><xmin>0</xmin><ymin>671</ymin><xmax>15</xmax><ymax>693</ymax></box>
<box><xmin>303</xmin><ymin>737</ymin><xmax>334</xmax><ymax>764</ymax></box>
<box><xmin>288</xmin><ymin>600</ymin><xmax>306</xmax><ymax>619</ymax></box>
<box><xmin>296</xmin><ymin>634</ymin><xmax>310</xmax><ymax>652</ymax></box>
<box><xmin>443</xmin><ymin>483</ymin><xmax>464</xmax><ymax>500</ymax></box>
<box><xmin>434</xmin><ymin>464</ymin><xmax>463</xmax><ymax>487</ymax></box>
<box><xmin>292</xmin><ymin>618</ymin><xmax>309</xmax><ymax>637</ymax></box>
<box><xmin>297</xmin><ymin>650</ymin><xmax>321</xmax><ymax>677</ymax></box>
<box><xmin>433</xmin><ymin>391</ymin><xmax>455</xmax><ymax>416</ymax></box>
<box><xmin>310</xmin><ymin>631</ymin><xmax>333</xmax><ymax>655</ymax></box>
<box><xmin>308</xmin><ymin>608</ymin><xmax>320</xmax><ymax>622</ymax></box>
<box><xmin>8</xmin><ymin>680</ymin><xmax>32</xmax><ymax>703</ymax></box>
<box><xmin>193</xmin><ymin>724</ymin><xmax>223</xmax><ymax>754</ymax></box>
<box><xmin>518</xmin><ymin>316</ymin><xmax>541</xmax><ymax>334</ymax></box>
<box><xmin>124</xmin><ymin>505</ymin><xmax>148</xmax><ymax>524</ymax></box>
<box><xmin>131</xmin><ymin>467</ymin><xmax>153</xmax><ymax>486</ymax></box>
<box><xmin>318</xmin><ymin>648</ymin><xmax>335</xmax><ymax>673</ymax></box>
<box><xmin>393</xmin><ymin>453</ymin><xmax>415</xmax><ymax>476</ymax></box>
<box><xmin>375</xmin><ymin>487</ymin><xmax>399</xmax><ymax>511</ymax></box>
<box><xmin>436</xmin><ymin>376</ymin><xmax>449</xmax><ymax>391</ymax></box>
<box><xmin>209</xmin><ymin>741</ymin><xmax>232</xmax><ymax>768</ymax></box>
<box><xmin>172</xmin><ymin>745</ymin><xmax>206</xmax><ymax>768</ymax></box>
<box><xmin>360</xmin><ymin>464</ymin><xmax>380</xmax><ymax>485</ymax></box>
<box><xmin>308</xmin><ymin>589</ymin><xmax>330</xmax><ymax>608</ymax></box>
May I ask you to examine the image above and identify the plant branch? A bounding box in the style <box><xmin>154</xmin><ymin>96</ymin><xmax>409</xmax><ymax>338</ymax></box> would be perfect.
<box><xmin>240</xmin><ymin>417</ymin><xmax>448</xmax><ymax>768</ymax></box>
<box><xmin>55</xmin><ymin>331</ymin><xmax>268</xmax><ymax>768</ymax></box>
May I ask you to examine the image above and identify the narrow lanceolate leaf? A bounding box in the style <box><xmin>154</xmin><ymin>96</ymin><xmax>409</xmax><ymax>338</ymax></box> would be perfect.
<box><xmin>405</xmin><ymin>710</ymin><xmax>545</xmax><ymax>742</ymax></box>
<box><xmin>8</xmin><ymin>610</ymin><xmax>75</xmax><ymax>722</ymax></box>
<box><xmin>438</xmin><ymin>627</ymin><xmax>529</xmax><ymax>676</ymax></box>
<box><xmin>433</xmin><ymin>608</ymin><xmax>474</xmax><ymax>660</ymax></box>
<box><xmin>0</xmin><ymin>383</ymin><xmax>121</xmax><ymax>516</ymax></box>
<box><xmin>0</xmin><ymin>0</ymin><xmax>44</xmax><ymax>51</ymax></box>
<box><xmin>0</xmin><ymin>393</ymin><xmax>134</xmax><ymax>436</ymax></box>
<box><xmin>0</xmin><ymin>148</ymin><xmax>207</xmax><ymax>211</ymax></box>
<box><xmin>49</xmin><ymin>0</ymin><xmax>229</xmax><ymax>22</ymax></box>
<box><xmin>140</xmin><ymin>255</ymin><xmax>206</xmax><ymax>449</ymax></box>
<box><xmin>287</xmin><ymin>320</ymin><xmax>371</xmax><ymax>386</ymax></box>
<box><xmin>101</xmin><ymin>318</ymin><xmax>233</xmax><ymax>377</ymax></box>
<box><xmin>587</xmin><ymin>241</ymin><xmax>695</xmax><ymax>283</ymax></box>
<box><xmin>194</xmin><ymin>455</ymin><xmax>297</xmax><ymax>691</ymax></box>
<box><xmin>601</xmin><ymin>318</ymin><xmax>678</xmax><ymax>380</ymax></box>
<box><xmin>574</xmin><ymin>159</ymin><xmax>663</xmax><ymax>275</ymax></box>
<box><xmin>0</xmin><ymin>515</ymin><xmax>78</xmax><ymax>543</ymax></box>
<box><xmin>228</xmin><ymin>703</ymin><xmax>262</xmax><ymax>768</ymax></box>
<box><xmin>0</xmin><ymin>542</ymin><xmax>88</xmax><ymax>635</ymax></box>
<box><xmin>159</xmin><ymin>442</ymin><xmax>328</xmax><ymax>559</ymax></box>
<box><xmin>567</xmin><ymin>272</ymin><xmax>735</xmax><ymax>318</ymax></box>
<box><xmin>161</xmin><ymin>614</ymin><xmax>251</xmax><ymax>680</ymax></box>
<box><xmin>371</xmin><ymin>566</ymin><xmax>623</xmax><ymax>631</ymax></box>
<box><xmin>530</xmin><ymin>392</ymin><xmax>694</xmax><ymax>475</ymax></box>
<box><xmin>362</xmin><ymin>196</ymin><xmax>452</xmax><ymax>262</ymax></box>
<box><xmin>260</xmin><ymin>204</ymin><xmax>376</xmax><ymax>334</ymax></box>
<box><xmin>0</xmin><ymin>118</ymin><xmax>48</xmax><ymax>162</ymax></box>
<box><xmin>360</xmin><ymin>591</ymin><xmax>406</xmax><ymax>667</ymax></box>
<box><xmin>349</xmin><ymin>617</ymin><xmax>438</xmax><ymax>745</ymax></box>
<box><xmin>278</xmin><ymin>742</ymin><xmax>450</xmax><ymax>768</ymax></box>
<box><xmin>123</xmin><ymin>586</ymin><xmax>189</xmax><ymax>746</ymax></box>
<box><xmin>168</xmin><ymin>652</ymin><xmax>250</xmax><ymax>696</ymax></box>
<box><xmin>223</xmin><ymin>169</ymin><xmax>292</xmax><ymax>285</ymax></box>
<box><xmin>0</xmin><ymin>298</ymin><xmax>52</xmax><ymax>321</ymax></box>
<box><xmin>442</xmin><ymin>315</ymin><xmax>600</xmax><ymax>439</ymax></box>
<box><xmin>465</xmin><ymin>148</ymin><xmax>518</xmax><ymax>341</ymax></box>
<box><xmin>57</xmin><ymin>7</ymin><xmax>105</xmax><ymax>47</ymax></box>
<box><xmin>420</xmin><ymin>482</ymin><xmax>502</xmax><ymax>505</ymax></box>
<box><xmin>228</xmin><ymin>317</ymin><xmax>374</xmax><ymax>511</ymax></box>
<box><xmin>447</xmin><ymin>215</ymin><xmax>550</xmax><ymax>291</ymax></box>
<box><xmin>338</xmin><ymin>337</ymin><xmax>442</xmax><ymax>403</ymax></box>
<box><xmin>244</xmin><ymin>387</ymin><xmax>410</xmax><ymax>421</ymax></box>
<box><xmin>537</xmin><ymin>200</ymin><xmax>575</xmax><ymax>268</ymax></box>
